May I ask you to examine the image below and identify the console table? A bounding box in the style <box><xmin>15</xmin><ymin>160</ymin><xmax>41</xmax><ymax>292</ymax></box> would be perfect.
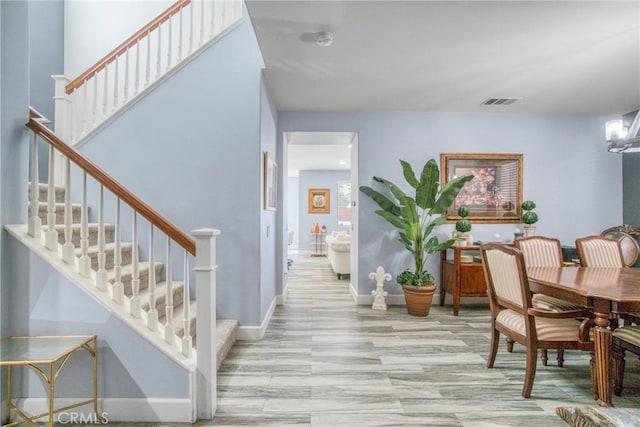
<box><xmin>439</xmin><ymin>246</ymin><xmax>488</xmax><ymax>316</ymax></box>
<box><xmin>311</xmin><ymin>232</ymin><xmax>327</xmax><ymax>257</ymax></box>
<box><xmin>0</xmin><ymin>335</ymin><xmax>103</xmax><ymax>427</ymax></box>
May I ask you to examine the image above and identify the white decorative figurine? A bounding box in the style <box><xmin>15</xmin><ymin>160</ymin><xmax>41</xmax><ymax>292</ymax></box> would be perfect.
<box><xmin>370</xmin><ymin>266</ymin><xmax>391</xmax><ymax>311</ymax></box>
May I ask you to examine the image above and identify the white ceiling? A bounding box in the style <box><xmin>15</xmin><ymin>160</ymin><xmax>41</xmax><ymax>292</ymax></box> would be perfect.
<box><xmin>246</xmin><ymin>0</ymin><xmax>640</xmax><ymax>115</ymax></box>
<box><xmin>286</xmin><ymin>132</ymin><xmax>353</xmax><ymax>177</ymax></box>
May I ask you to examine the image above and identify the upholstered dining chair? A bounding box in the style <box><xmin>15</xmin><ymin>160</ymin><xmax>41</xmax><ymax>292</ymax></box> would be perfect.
<box><xmin>612</xmin><ymin>325</ymin><xmax>640</xmax><ymax>396</ymax></box>
<box><xmin>600</xmin><ymin>228</ymin><xmax>640</xmax><ymax>268</ymax></box>
<box><xmin>575</xmin><ymin>236</ymin><xmax>625</xmax><ymax>268</ymax></box>
<box><xmin>515</xmin><ymin>236</ymin><xmax>591</xmax><ymax>367</ymax></box>
<box><xmin>480</xmin><ymin>243</ymin><xmax>593</xmax><ymax>398</ymax></box>
<box><xmin>576</xmin><ymin>235</ymin><xmax>636</xmax><ymax>327</ymax></box>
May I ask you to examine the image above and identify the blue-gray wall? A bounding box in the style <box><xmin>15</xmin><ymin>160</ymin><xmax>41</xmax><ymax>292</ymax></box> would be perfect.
<box><xmin>29</xmin><ymin>0</ymin><xmax>64</xmax><ymax>180</ymax></box>
<box><xmin>1</xmin><ymin>1</ymin><xmax>30</xmax><ymax>420</ymax></box>
<box><xmin>623</xmin><ymin>152</ymin><xmax>640</xmax><ymax>226</ymax></box>
<box><xmin>298</xmin><ymin>170</ymin><xmax>350</xmax><ymax>252</ymax></box>
<box><xmin>260</xmin><ymin>76</ymin><xmax>278</xmax><ymax>320</ymax></box>
<box><xmin>278</xmin><ymin>112</ymin><xmax>623</xmax><ymax>298</ymax></box>
<box><xmin>78</xmin><ymin>13</ymin><xmax>266</xmax><ymax>326</ymax></box>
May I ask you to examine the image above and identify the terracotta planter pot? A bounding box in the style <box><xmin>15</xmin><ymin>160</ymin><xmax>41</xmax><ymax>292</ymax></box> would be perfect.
<box><xmin>402</xmin><ymin>284</ymin><xmax>436</xmax><ymax>317</ymax></box>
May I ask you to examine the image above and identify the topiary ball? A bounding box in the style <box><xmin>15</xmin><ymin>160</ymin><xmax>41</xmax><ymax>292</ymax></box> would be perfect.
<box><xmin>455</xmin><ymin>219</ymin><xmax>472</xmax><ymax>232</ymax></box>
<box><xmin>457</xmin><ymin>206</ymin><xmax>470</xmax><ymax>218</ymax></box>
<box><xmin>523</xmin><ymin>211</ymin><xmax>539</xmax><ymax>225</ymax></box>
<box><xmin>522</xmin><ymin>200</ymin><xmax>536</xmax><ymax>211</ymax></box>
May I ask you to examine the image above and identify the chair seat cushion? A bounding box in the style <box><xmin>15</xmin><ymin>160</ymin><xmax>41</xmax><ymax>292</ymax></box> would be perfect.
<box><xmin>532</xmin><ymin>294</ymin><xmax>585</xmax><ymax>312</ymax></box>
<box><xmin>497</xmin><ymin>309</ymin><xmax>579</xmax><ymax>341</ymax></box>
<box><xmin>612</xmin><ymin>325</ymin><xmax>640</xmax><ymax>346</ymax></box>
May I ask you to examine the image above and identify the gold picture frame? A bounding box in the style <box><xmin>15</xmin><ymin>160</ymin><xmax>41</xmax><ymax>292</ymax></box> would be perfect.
<box><xmin>308</xmin><ymin>188</ymin><xmax>330</xmax><ymax>214</ymax></box>
<box><xmin>264</xmin><ymin>151</ymin><xmax>277</xmax><ymax>210</ymax></box>
<box><xmin>441</xmin><ymin>153</ymin><xmax>523</xmax><ymax>223</ymax></box>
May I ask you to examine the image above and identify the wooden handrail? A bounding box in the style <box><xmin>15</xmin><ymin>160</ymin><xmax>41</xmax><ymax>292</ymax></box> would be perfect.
<box><xmin>26</xmin><ymin>107</ymin><xmax>196</xmax><ymax>255</ymax></box>
<box><xmin>66</xmin><ymin>0</ymin><xmax>192</xmax><ymax>94</ymax></box>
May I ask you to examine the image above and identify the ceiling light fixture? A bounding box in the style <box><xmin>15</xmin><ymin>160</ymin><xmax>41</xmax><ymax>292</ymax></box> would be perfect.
<box><xmin>316</xmin><ymin>32</ymin><xmax>333</xmax><ymax>47</ymax></box>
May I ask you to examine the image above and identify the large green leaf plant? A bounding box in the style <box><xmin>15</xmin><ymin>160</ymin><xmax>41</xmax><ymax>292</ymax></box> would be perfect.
<box><xmin>360</xmin><ymin>159</ymin><xmax>473</xmax><ymax>287</ymax></box>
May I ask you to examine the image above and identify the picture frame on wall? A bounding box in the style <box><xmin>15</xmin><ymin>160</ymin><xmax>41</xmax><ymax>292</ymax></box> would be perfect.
<box><xmin>264</xmin><ymin>151</ymin><xmax>277</xmax><ymax>210</ymax></box>
<box><xmin>308</xmin><ymin>188</ymin><xmax>330</xmax><ymax>214</ymax></box>
<box><xmin>441</xmin><ymin>153</ymin><xmax>523</xmax><ymax>223</ymax></box>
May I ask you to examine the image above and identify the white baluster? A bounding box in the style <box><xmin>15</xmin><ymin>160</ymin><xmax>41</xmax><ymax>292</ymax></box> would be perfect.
<box><xmin>44</xmin><ymin>146</ymin><xmax>58</xmax><ymax>251</ymax></box>
<box><xmin>181</xmin><ymin>249</ymin><xmax>192</xmax><ymax>357</ymax></box>
<box><xmin>61</xmin><ymin>158</ymin><xmax>75</xmax><ymax>264</ymax></box>
<box><xmin>28</xmin><ymin>133</ymin><xmax>41</xmax><ymax>238</ymax></box>
<box><xmin>96</xmin><ymin>185</ymin><xmax>108</xmax><ymax>290</ymax></box>
<box><xmin>134</xmin><ymin>42</ymin><xmax>140</xmax><ymax>96</ymax></box>
<box><xmin>78</xmin><ymin>172</ymin><xmax>91</xmax><ymax>277</ymax></box>
<box><xmin>92</xmin><ymin>72</ymin><xmax>98</xmax><ymax>127</ymax></box>
<box><xmin>111</xmin><ymin>198</ymin><xmax>124</xmax><ymax>304</ymax></box>
<box><xmin>147</xmin><ymin>224</ymin><xmax>158</xmax><ymax>331</ymax></box>
<box><xmin>193</xmin><ymin>228</ymin><xmax>220</xmax><ymax>419</ymax></box>
<box><xmin>164</xmin><ymin>239</ymin><xmax>174</xmax><ymax>343</ymax></box>
<box><xmin>124</xmin><ymin>48</ymin><xmax>130</xmax><ymax>102</ymax></box>
<box><xmin>210</xmin><ymin>0</ymin><xmax>215</xmax><ymax>37</ymax></box>
<box><xmin>103</xmin><ymin>64</ymin><xmax>109</xmax><ymax>118</ymax></box>
<box><xmin>113</xmin><ymin>55</ymin><xmax>119</xmax><ymax>110</ymax></box>
<box><xmin>200</xmin><ymin>0</ymin><xmax>205</xmax><ymax>46</ymax></box>
<box><xmin>145</xmin><ymin>31</ymin><xmax>151</xmax><ymax>87</ymax></box>
<box><xmin>130</xmin><ymin>211</ymin><xmax>141</xmax><ymax>317</ymax></box>
<box><xmin>189</xmin><ymin>2</ymin><xmax>194</xmax><ymax>54</ymax></box>
<box><xmin>156</xmin><ymin>25</ymin><xmax>162</xmax><ymax>79</ymax></box>
<box><xmin>81</xmin><ymin>81</ymin><xmax>88</xmax><ymax>136</ymax></box>
<box><xmin>177</xmin><ymin>8</ymin><xmax>183</xmax><ymax>62</ymax></box>
<box><xmin>167</xmin><ymin>17</ymin><xmax>173</xmax><ymax>71</ymax></box>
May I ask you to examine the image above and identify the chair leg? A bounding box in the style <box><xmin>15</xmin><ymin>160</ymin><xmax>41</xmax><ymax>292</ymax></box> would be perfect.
<box><xmin>541</xmin><ymin>349</ymin><xmax>548</xmax><ymax>366</ymax></box>
<box><xmin>590</xmin><ymin>351</ymin><xmax>598</xmax><ymax>400</ymax></box>
<box><xmin>522</xmin><ymin>343</ymin><xmax>537</xmax><ymax>398</ymax></box>
<box><xmin>506</xmin><ymin>337</ymin><xmax>514</xmax><ymax>353</ymax></box>
<box><xmin>612</xmin><ymin>344</ymin><xmax>626</xmax><ymax>397</ymax></box>
<box><xmin>556</xmin><ymin>349</ymin><xmax>565</xmax><ymax>368</ymax></box>
<box><xmin>487</xmin><ymin>328</ymin><xmax>499</xmax><ymax>368</ymax></box>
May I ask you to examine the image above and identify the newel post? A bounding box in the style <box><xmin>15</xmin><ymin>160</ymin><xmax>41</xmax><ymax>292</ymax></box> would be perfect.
<box><xmin>52</xmin><ymin>75</ymin><xmax>71</xmax><ymax>185</ymax></box>
<box><xmin>192</xmin><ymin>228</ymin><xmax>220</xmax><ymax>419</ymax></box>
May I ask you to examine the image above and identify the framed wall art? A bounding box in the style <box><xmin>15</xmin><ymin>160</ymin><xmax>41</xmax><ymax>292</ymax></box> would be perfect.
<box><xmin>308</xmin><ymin>188</ymin><xmax>330</xmax><ymax>214</ymax></box>
<box><xmin>441</xmin><ymin>153</ymin><xmax>523</xmax><ymax>223</ymax></box>
<box><xmin>263</xmin><ymin>151</ymin><xmax>277</xmax><ymax>210</ymax></box>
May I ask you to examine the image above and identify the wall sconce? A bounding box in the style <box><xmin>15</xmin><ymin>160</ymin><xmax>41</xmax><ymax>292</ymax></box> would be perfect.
<box><xmin>607</xmin><ymin>110</ymin><xmax>640</xmax><ymax>153</ymax></box>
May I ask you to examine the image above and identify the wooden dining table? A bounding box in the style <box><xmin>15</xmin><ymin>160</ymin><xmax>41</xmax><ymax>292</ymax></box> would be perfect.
<box><xmin>527</xmin><ymin>266</ymin><xmax>640</xmax><ymax>407</ymax></box>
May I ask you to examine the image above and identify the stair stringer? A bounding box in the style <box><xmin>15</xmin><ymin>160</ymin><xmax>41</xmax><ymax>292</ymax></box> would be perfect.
<box><xmin>5</xmin><ymin>224</ymin><xmax>197</xmax><ymax>370</ymax></box>
<box><xmin>69</xmin><ymin>18</ymin><xmax>245</xmax><ymax>149</ymax></box>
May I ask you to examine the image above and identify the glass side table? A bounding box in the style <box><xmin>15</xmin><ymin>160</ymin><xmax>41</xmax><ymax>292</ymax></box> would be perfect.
<box><xmin>0</xmin><ymin>335</ymin><xmax>103</xmax><ymax>427</ymax></box>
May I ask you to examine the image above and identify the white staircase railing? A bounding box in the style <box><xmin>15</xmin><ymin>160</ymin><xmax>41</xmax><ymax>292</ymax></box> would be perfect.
<box><xmin>54</xmin><ymin>0</ymin><xmax>242</xmax><ymax>147</ymax></box>
<box><xmin>26</xmin><ymin>108</ymin><xmax>220</xmax><ymax>418</ymax></box>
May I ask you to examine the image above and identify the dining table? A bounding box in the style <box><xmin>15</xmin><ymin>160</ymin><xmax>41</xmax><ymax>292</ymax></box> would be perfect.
<box><xmin>527</xmin><ymin>266</ymin><xmax>640</xmax><ymax>407</ymax></box>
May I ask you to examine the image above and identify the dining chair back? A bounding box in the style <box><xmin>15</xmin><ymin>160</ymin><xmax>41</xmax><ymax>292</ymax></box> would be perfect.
<box><xmin>575</xmin><ymin>236</ymin><xmax>625</xmax><ymax>268</ymax></box>
<box><xmin>515</xmin><ymin>236</ymin><xmax>563</xmax><ymax>268</ymax></box>
<box><xmin>600</xmin><ymin>230</ymin><xmax>640</xmax><ymax>268</ymax></box>
<box><xmin>481</xmin><ymin>242</ymin><xmax>592</xmax><ymax>398</ymax></box>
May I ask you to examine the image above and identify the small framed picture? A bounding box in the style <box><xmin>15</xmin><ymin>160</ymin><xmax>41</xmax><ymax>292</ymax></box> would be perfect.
<box><xmin>308</xmin><ymin>188</ymin><xmax>330</xmax><ymax>214</ymax></box>
<box><xmin>264</xmin><ymin>151</ymin><xmax>277</xmax><ymax>210</ymax></box>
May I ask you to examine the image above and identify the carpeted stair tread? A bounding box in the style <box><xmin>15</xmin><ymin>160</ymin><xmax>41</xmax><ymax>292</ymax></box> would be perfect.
<box><xmin>107</xmin><ymin>262</ymin><xmax>164</xmax><ymax>296</ymax></box>
<box><xmin>36</xmin><ymin>202</ymin><xmax>83</xmax><ymax>225</ymax></box>
<box><xmin>54</xmin><ymin>223</ymin><xmax>116</xmax><ymax>246</ymax></box>
<box><xmin>75</xmin><ymin>242</ymin><xmax>135</xmax><ymax>270</ymax></box>
<box><xmin>140</xmin><ymin>281</ymin><xmax>185</xmax><ymax>314</ymax></box>
<box><xmin>216</xmin><ymin>319</ymin><xmax>239</xmax><ymax>369</ymax></box>
<box><xmin>31</xmin><ymin>183</ymin><xmax>65</xmax><ymax>203</ymax></box>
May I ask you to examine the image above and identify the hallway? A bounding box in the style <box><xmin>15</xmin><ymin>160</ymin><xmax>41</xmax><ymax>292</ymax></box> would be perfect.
<box><xmin>211</xmin><ymin>253</ymin><xmax>636</xmax><ymax>426</ymax></box>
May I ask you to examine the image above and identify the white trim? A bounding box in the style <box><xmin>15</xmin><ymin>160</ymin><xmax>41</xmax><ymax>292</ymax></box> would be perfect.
<box><xmin>15</xmin><ymin>397</ymin><xmax>193</xmax><ymax>423</ymax></box>
<box><xmin>351</xmin><ymin>287</ymin><xmax>408</xmax><ymax>306</ymax></box>
<box><xmin>237</xmin><ymin>296</ymin><xmax>277</xmax><ymax>341</ymax></box>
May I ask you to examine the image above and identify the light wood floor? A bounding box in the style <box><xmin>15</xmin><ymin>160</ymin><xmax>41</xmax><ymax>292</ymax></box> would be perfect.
<box><xmin>113</xmin><ymin>252</ymin><xmax>640</xmax><ymax>426</ymax></box>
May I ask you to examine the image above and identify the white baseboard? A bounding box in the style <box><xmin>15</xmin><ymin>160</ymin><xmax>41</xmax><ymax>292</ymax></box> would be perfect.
<box><xmin>15</xmin><ymin>397</ymin><xmax>194</xmax><ymax>423</ymax></box>
<box><xmin>349</xmin><ymin>282</ymin><xmax>409</xmax><ymax>306</ymax></box>
<box><xmin>237</xmin><ymin>296</ymin><xmax>277</xmax><ymax>341</ymax></box>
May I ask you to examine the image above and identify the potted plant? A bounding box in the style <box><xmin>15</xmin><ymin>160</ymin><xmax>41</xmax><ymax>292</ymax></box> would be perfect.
<box><xmin>455</xmin><ymin>206</ymin><xmax>472</xmax><ymax>246</ymax></box>
<box><xmin>360</xmin><ymin>159</ymin><xmax>473</xmax><ymax>316</ymax></box>
<box><xmin>522</xmin><ymin>200</ymin><xmax>538</xmax><ymax>236</ymax></box>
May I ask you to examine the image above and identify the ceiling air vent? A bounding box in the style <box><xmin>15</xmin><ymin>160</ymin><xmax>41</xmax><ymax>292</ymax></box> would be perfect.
<box><xmin>482</xmin><ymin>97</ymin><xmax>521</xmax><ymax>106</ymax></box>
